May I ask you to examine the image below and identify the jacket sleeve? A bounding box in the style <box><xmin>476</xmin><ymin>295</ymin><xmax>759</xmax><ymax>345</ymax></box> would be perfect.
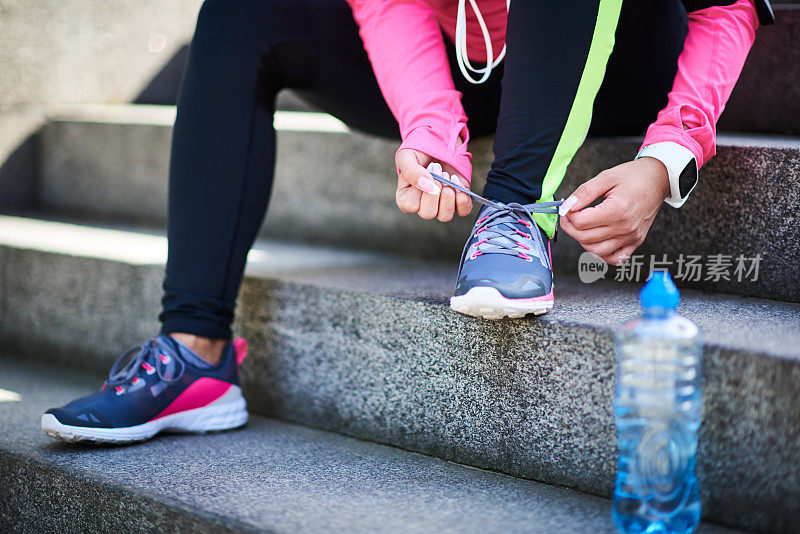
<box><xmin>346</xmin><ymin>0</ymin><xmax>473</xmax><ymax>182</ymax></box>
<box><xmin>641</xmin><ymin>0</ymin><xmax>769</xmax><ymax>167</ymax></box>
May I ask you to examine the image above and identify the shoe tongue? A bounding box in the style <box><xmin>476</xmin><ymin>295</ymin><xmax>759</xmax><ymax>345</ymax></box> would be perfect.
<box><xmin>153</xmin><ymin>334</ymin><xmax>183</xmax><ymax>361</ymax></box>
<box><xmin>155</xmin><ymin>334</ymin><xmax>219</xmax><ymax>369</ymax></box>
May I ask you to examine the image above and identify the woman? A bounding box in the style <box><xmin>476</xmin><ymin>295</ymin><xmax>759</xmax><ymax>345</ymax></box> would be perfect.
<box><xmin>41</xmin><ymin>0</ymin><xmax>771</xmax><ymax>443</ymax></box>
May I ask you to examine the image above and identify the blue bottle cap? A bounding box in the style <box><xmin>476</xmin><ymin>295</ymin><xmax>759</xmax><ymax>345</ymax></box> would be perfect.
<box><xmin>640</xmin><ymin>270</ymin><xmax>680</xmax><ymax>309</ymax></box>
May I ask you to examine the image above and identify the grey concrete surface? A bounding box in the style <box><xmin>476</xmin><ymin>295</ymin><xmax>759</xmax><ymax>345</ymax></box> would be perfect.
<box><xmin>0</xmin><ymin>217</ymin><xmax>798</xmax><ymax>532</ymax></box>
<box><xmin>235</xmin><ymin>275</ymin><xmax>800</xmax><ymax>534</ymax></box>
<box><xmin>39</xmin><ymin>107</ymin><xmax>175</xmax><ymax>222</ymax></box>
<box><xmin>34</xmin><ymin>106</ymin><xmax>800</xmax><ymax>302</ymax></box>
<box><xmin>0</xmin><ymin>354</ymin><xmax>738</xmax><ymax>534</ymax></box>
<box><xmin>0</xmin><ymin>0</ymin><xmax>203</xmax><ymax>108</ymax></box>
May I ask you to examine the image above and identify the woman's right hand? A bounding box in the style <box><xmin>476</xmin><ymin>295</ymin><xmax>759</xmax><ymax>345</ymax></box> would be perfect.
<box><xmin>395</xmin><ymin>148</ymin><xmax>473</xmax><ymax>222</ymax></box>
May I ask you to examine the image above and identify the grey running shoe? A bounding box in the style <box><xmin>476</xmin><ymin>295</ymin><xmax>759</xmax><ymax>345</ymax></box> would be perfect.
<box><xmin>428</xmin><ymin>172</ymin><xmax>562</xmax><ymax>319</ymax></box>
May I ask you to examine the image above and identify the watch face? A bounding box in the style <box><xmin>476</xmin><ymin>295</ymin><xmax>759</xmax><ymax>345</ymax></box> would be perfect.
<box><xmin>679</xmin><ymin>159</ymin><xmax>699</xmax><ymax>198</ymax></box>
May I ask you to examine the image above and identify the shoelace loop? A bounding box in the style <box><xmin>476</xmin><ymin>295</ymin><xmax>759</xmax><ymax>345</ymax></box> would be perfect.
<box><xmin>103</xmin><ymin>338</ymin><xmax>185</xmax><ymax>390</ymax></box>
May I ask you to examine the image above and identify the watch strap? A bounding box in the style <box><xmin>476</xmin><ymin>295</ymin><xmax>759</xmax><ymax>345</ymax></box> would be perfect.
<box><xmin>636</xmin><ymin>142</ymin><xmax>698</xmax><ymax>208</ymax></box>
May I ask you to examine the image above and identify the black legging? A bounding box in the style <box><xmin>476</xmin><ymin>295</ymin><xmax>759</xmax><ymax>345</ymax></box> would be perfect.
<box><xmin>160</xmin><ymin>0</ymin><xmax>687</xmax><ymax>339</ymax></box>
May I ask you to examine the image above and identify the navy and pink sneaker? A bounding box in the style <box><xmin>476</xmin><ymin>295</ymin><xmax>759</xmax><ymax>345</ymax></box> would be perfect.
<box><xmin>41</xmin><ymin>334</ymin><xmax>249</xmax><ymax>444</ymax></box>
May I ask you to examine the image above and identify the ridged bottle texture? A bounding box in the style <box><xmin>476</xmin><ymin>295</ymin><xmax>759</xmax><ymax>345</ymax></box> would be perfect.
<box><xmin>613</xmin><ymin>271</ymin><xmax>703</xmax><ymax>534</ymax></box>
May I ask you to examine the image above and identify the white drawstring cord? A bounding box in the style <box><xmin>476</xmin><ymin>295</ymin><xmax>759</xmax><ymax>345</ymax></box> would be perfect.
<box><xmin>455</xmin><ymin>0</ymin><xmax>510</xmax><ymax>84</ymax></box>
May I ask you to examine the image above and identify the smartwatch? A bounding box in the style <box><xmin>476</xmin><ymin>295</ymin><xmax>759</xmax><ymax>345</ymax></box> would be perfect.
<box><xmin>635</xmin><ymin>142</ymin><xmax>698</xmax><ymax>208</ymax></box>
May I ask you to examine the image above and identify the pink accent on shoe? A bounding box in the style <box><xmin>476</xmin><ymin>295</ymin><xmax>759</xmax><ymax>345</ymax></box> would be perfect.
<box><xmin>517</xmin><ymin>242</ymin><xmax>530</xmax><ymax>251</ymax></box>
<box><xmin>476</xmin><ymin>238</ymin><xmax>488</xmax><ymax>246</ymax></box>
<box><xmin>142</xmin><ymin>362</ymin><xmax>155</xmax><ymax>374</ymax></box>
<box><xmin>477</xmin><ymin>215</ymin><xmax>489</xmax><ymax>225</ymax></box>
<box><xmin>149</xmin><ymin>377</ymin><xmax>232</xmax><ymax>421</ymax></box>
<box><xmin>518</xmin><ymin>253</ymin><xmax>532</xmax><ymax>261</ymax></box>
<box><xmin>233</xmin><ymin>337</ymin><xmax>248</xmax><ymax>366</ymax></box>
<box><xmin>516</xmin><ymin>218</ymin><xmax>531</xmax><ymax>228</ymax></box>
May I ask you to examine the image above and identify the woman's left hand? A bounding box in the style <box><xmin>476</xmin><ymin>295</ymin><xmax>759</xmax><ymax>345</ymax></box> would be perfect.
<box><xmin>395</xmin><ymin>148</ymin><xmax>473</xmax><ymax>222</ymax></box>
<box><xmin>558</xmin><ymin>157</ymin><xmax>671</xmax><ymax>265</ymax></box>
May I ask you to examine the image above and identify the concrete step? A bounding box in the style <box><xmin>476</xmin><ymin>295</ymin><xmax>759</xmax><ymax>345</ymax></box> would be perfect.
<box><xmin>4</xmin><ymin>354</ymin><xmax>721</xmax><ymax>534</ymax></box>
<box><xmin>720</xmin><ymin>4</ymin><xmax>800</xmax><ymax>134</ymax></box>
<box><xmin>22</xmin><ymin>104</ymin><xmax>800</xmax><ymax>304</ymax></box>
<box><xmin>1</xmin><ymin>215</ymin><xmax>797</xmax><ymax>533</ymax></box>
<box><xmin>0</xmin><ymin>0</ymin><xmax>202</xmax><ymax>109</ymax></box>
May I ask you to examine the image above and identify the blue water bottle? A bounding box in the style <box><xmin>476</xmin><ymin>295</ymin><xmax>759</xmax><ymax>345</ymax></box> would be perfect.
<box><xmin>613</xmin><ymin>271</ymin><xmax>703</xmax><ymax>534</ymax></box>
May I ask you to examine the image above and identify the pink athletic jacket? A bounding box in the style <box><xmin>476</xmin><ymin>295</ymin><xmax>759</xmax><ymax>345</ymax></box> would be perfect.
<box><xmin>346</xmin><ymin>0</ymin><xmax>762</xmax><ymax>183</ymax></box>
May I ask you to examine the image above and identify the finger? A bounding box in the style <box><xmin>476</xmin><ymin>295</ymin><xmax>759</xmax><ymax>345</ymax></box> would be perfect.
<box><xmin>602</xmin><ymin>243</ymin><xmax>639</xmax><ymax>266</ymax></box>
<box><xmin>438</xmin><ymin>162</ymin><xmax>473</xmax><ymax>217</ymax></box>
<box><xmin>437</xmin><ymin>172</ymin><xmax>456</xmax><ymax>222</ymax></box>
<box><xmin>428</xmin><ymin>162</ymin><xmax>443</xmax><ymax>175</ymax></box>
<box><xmin>559</xmin><ymin>170</ymin><xmax>617</xmax><ymax>216</ymax></box>
<box><xmin>396</xmin><ymin>183</ymin><xmax>422</xmax><ymax>214</ymax></box>
<box><xmin>418</xmin><ymin>186</ymin><xmax>440</xmax><ymax>220</ymax></box>
<box><xmin>559</xmin><ymin>214</ymin><xmax>618</xmax><ymax>244</ymax></box>
<box><xmin>397</xmin><ymin>150</ymin><xmax>440</xmax><ymax>196</ymax></box>
<box><xmin>454</xmin><ymin>175</ymin><xmax>473</xmax><ymax>217</ymax></box>
<box><xmin>567</xmin><ymin>197</ymin><xmax>627</xmax><ymax>231</ymax></box>
<box><xmin>582</xmin><ymin>234</ymin><xmax>637</xmax><ymax>259</ymax></box>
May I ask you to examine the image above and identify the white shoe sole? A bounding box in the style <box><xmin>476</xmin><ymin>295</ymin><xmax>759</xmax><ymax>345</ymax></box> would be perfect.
<box><xmin>450</xmin><ymin>286</ymin><xmax>553</xmax><ymax>319</ymax></box>
<box><xmin>41</xmin><ymin>386</ymin><xmax>248</xmax><ymax>444</ymax></box>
